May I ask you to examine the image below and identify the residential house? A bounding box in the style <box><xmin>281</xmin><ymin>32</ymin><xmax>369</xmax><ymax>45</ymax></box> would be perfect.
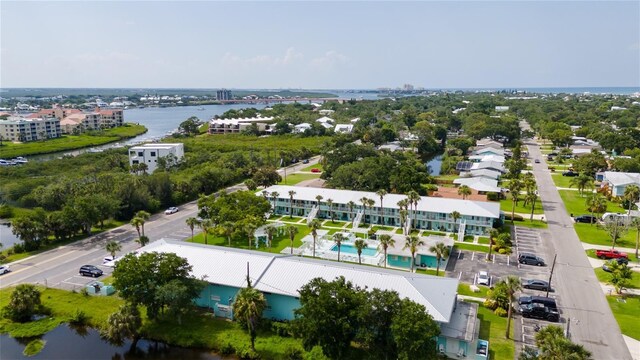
<box><xmin>293</xmin><ymin>123</ymin><xmax>312</xmax><ymax>133</ymax></box>
<box><xmin>601</xmin><ymin>171</ymin><xmax>640</xmax><ymax>197</ymax></box>
<box><xmin>334</xmin><ymin>124</ymin><xmax>353</xmax><ymax>133</ymax></box>
<box><xmin>470</xmin><ymin>161</ymin><xmax>505</xmax><ymax>173</ymax></box>
<box><xmin>208</xmin><ymin>116</ymin><xmax>274</xmax><ymax>134</ymax></box>
<box><xmin>128</xmin><ymin>143</ymin><xmax>184</xmax><ymax>173</ymax></box>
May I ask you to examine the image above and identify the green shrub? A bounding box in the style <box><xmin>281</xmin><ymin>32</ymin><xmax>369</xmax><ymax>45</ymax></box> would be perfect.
<box><xmin>237</xmin><ymin>347</ymin><xmax>261</xmax><ymax>360</ymax></box>
<box><xmin>0</xmin><ymin>203</ymin><xmax>13</xmax><ymax>218</ymax></box>
<box><xmin>271</xmin><ymin>321</ymin><xmax>292</xmax><ymax>337</ymax></box>
<box><xmin>284</xmin><ymin>346</ymin><xmax>305</xmax><ymax>360</ymax></box>
<box><xmin>498</xmin><ymin>248</ymin><xmax>507</xmax><ymax>254</ymax></box>
<box><xmin>494</xmin><ymin>307</ymin><xmax>507</xmax><ymax>317</ymax></box>
<box><xmin>69</xmin><ymin>310</ymin><xmax>88</xmax><ymax>326</ymax></box>
<box><xmin>304</xmin><ymin>346</ymin><xmax>330</xmax><ymax>360</ymax></box>
<box><xmin>23</xmin><ymin>339</ymin><xmax>46</xmax><ymax>356</ymax></box>
<box><xmin>486</xmin><ymin>192</ymin><xmax>501</xmax><ymax>201</ymax></box>
<box><xmin>503</xmin><ymin>213</ymin><xmax>524</xmax><ymax>222</ymax></box>
<box><xmin>483</xmin><ymin>299</ymin><xmax>497</xmax><ymax>310</ymax></box>
<box><xmin>220</xmin><ymin>342</ymin><xmax>235</xmax><ymax>356</ymax></box>
<box><xmin>79</xmin><ymin>287</ymin><xmax>89</xmax><ymax>297</ymax></box>
<box><xmin>13</xmin><ymin>243</ymin><xmax>25</xmax><ymax>254</ymax></box>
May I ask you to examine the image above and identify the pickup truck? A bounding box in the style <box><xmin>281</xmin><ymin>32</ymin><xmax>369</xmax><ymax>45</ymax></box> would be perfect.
<box><xmin>595</xmin><ymin>249</ymin><xmax>629</xmax><ymax>260</ymax></box>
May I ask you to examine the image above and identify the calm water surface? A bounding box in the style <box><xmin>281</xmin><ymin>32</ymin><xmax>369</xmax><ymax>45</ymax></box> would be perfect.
<box><xmin>0</xmin><ymin>325</ymin><xmax>222</xmax><ymax>360</ymax></box>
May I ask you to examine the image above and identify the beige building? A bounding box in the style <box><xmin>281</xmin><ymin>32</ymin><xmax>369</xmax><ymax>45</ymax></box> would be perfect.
<box><xmin>30</xmin><ymin>106</ymin><xmax>124</xmax><ymax>133</ymax></box>
<box><xmin>0</xmin><ymin>117</ymin><xmax>61</xmax><ymax>142</ymax></box>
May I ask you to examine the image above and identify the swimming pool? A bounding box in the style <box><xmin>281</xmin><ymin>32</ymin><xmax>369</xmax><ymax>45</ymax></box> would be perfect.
<box><xmin>331</xmin><ymin>243</ymin><xmax>378</xmax><ymax>257</ymax></box>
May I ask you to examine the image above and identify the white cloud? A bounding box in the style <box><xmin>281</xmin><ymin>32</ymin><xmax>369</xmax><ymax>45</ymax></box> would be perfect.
<box><xmin>221</xmin><ymin>47</ymin><xmax>304</xmax><ymax>68</ymax></box>
<box><xmin>309</xmin><ymin>50</ymin><xmax>351</xmax><ymax>70</ymax></box>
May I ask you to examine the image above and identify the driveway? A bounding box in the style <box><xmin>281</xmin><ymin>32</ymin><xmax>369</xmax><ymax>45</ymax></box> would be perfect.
<box><xmin>522</xmin><ymin>122</ymin><xmax>632</xmax><ymax>359</ymax></box>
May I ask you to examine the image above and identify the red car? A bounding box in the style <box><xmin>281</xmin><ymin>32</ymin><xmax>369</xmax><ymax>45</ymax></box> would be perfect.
<box><xmin>596</xmin><ymin>249</ymin><xmax>628</xmax><ymax>260</ymax></box>
<box><xmin>311</xmin><ymin>168</ymin><xmax>321</xmax><ymax>173</ymax></box>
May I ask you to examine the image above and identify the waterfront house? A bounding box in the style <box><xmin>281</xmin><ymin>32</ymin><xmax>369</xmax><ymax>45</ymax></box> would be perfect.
<box><xmin>138</xmin><ymin>239</ymin><xmax>487</xmax><ymax>358</ymax></box>
<box><xmin>128</xmin><ymin>143</ymin><xmax>184</xmax><ymax>173</ymax></box>
<box><xmin>208</xmin><ymin>116</ymin><xmax>274</xmax><ymax>134</ymax></box>
<box><xmin>258</xmin><ymin>185</ymin><xmax>502</xmax><ymax>236</ymax></box>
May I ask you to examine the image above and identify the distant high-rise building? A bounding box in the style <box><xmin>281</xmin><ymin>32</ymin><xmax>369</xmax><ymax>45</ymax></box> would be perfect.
<box><xmin>402</xmin><ymin>84</ymin><xmax>414</xmax><ymax>91</ymax></box>
<box><xmin>216</xmin><ymin>89</ymin><xmax>232</xmax><ymax>101</ymax></box>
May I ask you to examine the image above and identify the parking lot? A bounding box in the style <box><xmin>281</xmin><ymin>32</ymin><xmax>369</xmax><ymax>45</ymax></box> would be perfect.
<box><xmin>446</xmin><ymin>226</ymin><xmax>565</xmax><ymax>355</ymax></box>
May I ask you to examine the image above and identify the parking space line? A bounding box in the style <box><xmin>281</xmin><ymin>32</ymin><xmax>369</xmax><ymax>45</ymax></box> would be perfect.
<box><xmin>471</xmin><ymin>252</ymin><xmax>475</xmax><ymax>261</ymax></box>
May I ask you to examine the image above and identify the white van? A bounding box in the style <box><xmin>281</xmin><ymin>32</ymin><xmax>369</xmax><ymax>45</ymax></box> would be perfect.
<box><xmin>601</xmin><ymin>213</ymin><xmax>629</xmax><ymax>224</ymax></box>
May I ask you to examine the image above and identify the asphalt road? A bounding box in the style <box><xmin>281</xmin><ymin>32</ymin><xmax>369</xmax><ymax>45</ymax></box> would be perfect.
<box><xmin>523</xmin><ymin>122</ymin><xmax>632</xmax><ymax>360</ymax></box>
<box><xmin>0</xmin><ymin>157</ymin><xmax>320</xmax><ymax>291</ymax></box>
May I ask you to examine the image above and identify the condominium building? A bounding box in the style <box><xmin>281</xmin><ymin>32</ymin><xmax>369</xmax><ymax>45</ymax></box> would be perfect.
<box><xmin>128</xmin><ymin>143</ymin><xmax>184</xmax><ymax>173</ymax></box>
<box><xmin>208</xmin><ymin>116</ymin><xmax>274</xmax><ymax>134</ymax></box>
<box><xmin>0</xmin><ymin>116</ymin><xmax>61</xmax><ymax>142</ymax></box>
<box><xmin>216</xmin><ymin>89</ymin><xmax>232</xmax><ymax>101</ymax></box>
<box><xmin>30</xmin><ymin>106</ymin><xmax>124</xmax><ymax>132</ymax></box>
<box><xmin>259</xmin><ymin>185</ymin><xmax>502</xmax><ymax>236</ymax></box>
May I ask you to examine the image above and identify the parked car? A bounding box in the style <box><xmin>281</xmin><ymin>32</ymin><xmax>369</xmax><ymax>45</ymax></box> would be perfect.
<box><xmin>522</xmin><ymin>279</ymin><xmax>551</xmax><ymax>292</ymax></box>
<box><xmin>310</xmin><ymin>168</ymin><xmax>321</xmax><ymax>173</ymax></box>
<box><xmin>477</xmin><ymin>271</ymin><xmax>491</xmax><ymax>286</ymax></box>
<box><xmin>518</xmin><ymin>295</ymin><xmax>557</xmax><ymax>310</ymax></box>
<box><xmin>574</xmin><ymin>215</ymin><xmax>597</xmax><ymax>224</ymax></box>
<box><xmin>302</xmin><ymin>159</ymin><xmax>310</xmax><ymax>164</ymax></box>
<box><xmin>602</xmin><ymin>258</ymin><xmax>629</xmax><ymax>272</ymax></box>
<box><xmin>520</xmin><ymin>303</ymin><xmax>560</xmax><ymax>322</ymax></box>
<box><xmin>595</xmin><ymin>249</ymin><xmax>628</xmax><ymax>260</ymax></box>
<box><xmin>534</xmin><ymin>159</ymin><xmax>540</xmax><ymax>163</ymax></box>
<box><xmin>79</xmin><ymin>265</ymin><xmax>103</xmax><ymax>277</ymax></box>
<box><xmin>165</xmin><ymin>207</ymin><xmax>179</xmax><ymax>215</ymax></box>
<box><xmin>518</xmin><ymin>253</ymin><xmax>545</xmax><ymax>266</ymax></box>
<box><xmin>0</xmin><ymin>265</ymin><xmax>10</xmax><ymax>275</ymax></box>
<box><xmin>562</xmin><ymin>171</ymin><xmax>578</xmax><ymax>177</ymax></box>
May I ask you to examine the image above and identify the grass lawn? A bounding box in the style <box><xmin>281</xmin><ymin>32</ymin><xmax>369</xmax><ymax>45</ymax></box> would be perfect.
<box><xmin>300</xmin><ymin>163</ymin><xmax>323</xmax><ymax>172</ymax></box>
<box><xmin>455</xmin><ymin>243</ymin><xmax>490</xmax><ymax>253</ymax></box>
<box><xmin>188</xmin><ymin>223</ymin><xmax>311</xmax><ymax>254</ymax></box>
<box><xmin>558</xmin><ymin>190</ymin><xmax>626</xmax><ymax>218</ymax></box>
<box><xmin>0</xmin><ymin>124</ymin><xmax>147</xmax><ymax>158</ymax></box>
<box><xmin>550</xmin><ymin>174</ymin><xmax>579</xmax><ymax>188</ymax></box>
<box><xmin>505</xmin><ymin>219</ymin><xmax>548</xmax><ymax>229</ymax></box>
<box><xmin>277</xmin><ymin>172</ymin><xmax>321</xmax><ymax>185</ymax></box>
<box><xmin>478</xmin><ymin>236</ymin><xmax>491</xmax><ymax>244</ymax></box>
<box><xmin>457</xmin><ymin>283</ymin><xmax>489</xmax><ymax>298</ymax></box>
<box><xmin>594</xmin><ymin>268</ymin><xmax>640</xmax><ymax>289</ymax></box>
<box><xmin>323</xmin><ymin>220</ymin><xmax>350</xmax><ymax>227</ymax></box>
<box><xmin>475</xmin><ymin>302</ymin><xmax>515</xmax><ymax>360</ymax></box>
<box><xmin>1</xmin><ymin>219</ymin><xmax>126</xmax><ymax>264</ymax></box>
<box><xmin>499</xmin><ymin>198</ymin><xmax>544</xmax><ymax>215</ymax></box>
<box><xmin>574</xmin><ymin>223</ymin><xmax>637</xmax><ymax>248</ymax></box>
<box><xmin>607</xmin><ymin>295</ymin><xmax>640</xmax><ymax>340</ymax></box>
<box><xmin>371</xmin><ymin>225</ymin><xmax>394</xmax><ymax>232</ymax></box>
<box><xmin>415</xmin><ymin>268</ymin><xmax>445</xmax><ymax>277</ymax></box>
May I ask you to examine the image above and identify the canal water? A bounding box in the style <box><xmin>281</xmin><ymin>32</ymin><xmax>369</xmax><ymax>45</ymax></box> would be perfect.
<box><xmin>0</xmin><ymin>324</ymin><xmax>222</xmax><ymax>360</ymax></box>
<box><xmin>0</xmin><ymin>223</ymin><xmax>21</xmax><ymax>248</ymax></box>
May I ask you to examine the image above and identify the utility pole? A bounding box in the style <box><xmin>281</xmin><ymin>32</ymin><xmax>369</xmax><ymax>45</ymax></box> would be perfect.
<box><xmin>246</xmin><ymin>262</ymin><xmax>252</xmax><ymax>288</ymax></box>
<box><xmin>546</xmin><ymin>253</ymin><xmax>557</xmax><ymax>297</ymax></box>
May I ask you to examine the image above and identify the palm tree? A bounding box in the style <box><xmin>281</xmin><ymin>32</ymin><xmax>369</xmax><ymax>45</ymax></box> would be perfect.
<box><xmin>376</xmin><ymin>189</ymin><xmax>387</xmax><ymax>225</ymax></box>
<box><xmin>502</xmin><ymin>275</ymin><xmax>522</xmax><ymax>339</ymax></box>
<box><xmin>270</xmin><ymin>191</ymin><xmax>279</xmax><ymax>212</ymax></box>
<box><xmin>397</xmin><ymin>199</ymin><xmax>408</xmax><ymax>211</ymax></box>
<box><xmin>585</xmin><ymin>193</ymin><xmax>607</xmax><ymax>225</ymax></box>
<box><xmin>570</xmin><ymin>173</ymin><xmax>594</xmax><ymax>197</ymax></box>
<box><xmin>286</xmin><ymin>225</ymin><xmax>299</xmax><ymax>254</ymax></box>
<box><xmin>130</xmin><ymin>216</ymin><xmax>143</xmax><ymax>238</ymax></box>
<box><xmin>105</xmin><ymin>240</ymin><xmax>121</xmax><ymax>259</ymax></box>
<box><xmin>347</xmin><ymin>201</ymin><xmax>356</xmax><ymax>224</ymax></box>
<box><xmin>367</xmin><ymin>198</ymin><xmax>376</xmax><ymax>225</ymax></box>
<box><xmin>136</xmin><ymin>235</ymin><xmax>150</xmax><ymax>247</ymax></box>
<box><xmin>360</xmin><ymin>197</ymin><xmax>369</xmax><ymax>225</ymax></box>
<box><xmin>332</xmin><ymin>232</ymin><xmax>345</xmax><ymax>262</ymax></box>
<box><xmin>309</xmin><ymin>219</ymin><xmax>322</xmax><ymax>258</ymax></box>
<box><xmin>486</xmin><ymin>228</ymin><xmax>499</xmax><ymax>261</ymax></box>
<box><xmin>524</xmin><ymin>192</ymin><xmax>538</xmax><ymax>221</ymax></box>
<box><xmin>326</xmin><ymin>198</ymin><xmax>335</xmax><ymax>223</ymax></box>
<box><xmin>457</xmin><ymin>185</ymin><xmax>472</xmax><ymax>200</ymax></box>
<box><xmin>244</xmin><ymin>221</ymin><xmax>258</xmax><ymax>249</ymax></box>
<box><xmin>403</xmin><ymin>235</ymin><xmax>425</xmax><ymax>272</ymax></box>
<box><xmin>399</xmin><ymin>209</ymin><xmax>408</xmax><ymax>235</ymax></box>
<box><xmin>134</xmin><ymin>210</ymin><xmax>150</xmax><ymax>236</ymax></box>
<box><xmin>219</xmin><ymin>221</ymin><xmax>235</xmax><ymax>246</ymax></box>
<box><xmin>233</xmin><ymin>287</ymin><xmax>267</xmax><ymax>351</ymax></box>
<box><xmin>429</xmin><ymin>242</ymin><xmax>450</xmax><ymax>276</ymax></box>
<box><xmin>624</xmin><ymin>184</ymin><xmax>640</xmax><ymax>217</ymax></box>
<box><xmin>185</xmin><ymin>217</ymin><xmax>200</xmax><ymax>241</ymax></box>
<box><xmin>535</xmin><ymin>326</ymin><xmax>591</xmax><ymax>360</ymax></box>
<box><xmin>315</xmin><ymin>195</ymin><xmax>323</xmax><ymax>209</ymax></box>
<box><xmin>103</xmin><ymin>304</ymin><xmax>142</xmax><ymax>347</ymax></box>
<box><xmin>508</xmin><ymin>179</ymin><xmax>523</xmax><ymax>223</ymax></box>
<box><xmin>450</xmin><ymin>211</ymin><xmax>461</xmax><ymax>232</ymax></box>
<box><xmin>407</xmin><ymin>190</ymin><xmax>421</xmax><ymax>230</ymax></box>
<box><xmin>377</xmin><ymin>234</ymin><xmax>395</xmax><ymax>268</ymax></box>
<box><xmin>354</xmin><ymin>238</ymin><xmax>368</xmax><ymax>264</ymax></box>
<box><xmin>265</xmin><ymin>225</ymin><xmax>278</xmax><ymax>250</ymax></box>
<box><xmin>288</xmin><ymin>190</ymin><xmax>296</xmax><ymax>218</ymax></box>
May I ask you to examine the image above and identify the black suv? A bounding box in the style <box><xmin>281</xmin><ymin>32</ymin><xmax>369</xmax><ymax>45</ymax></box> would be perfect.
<box><xmin>602</xmin><ymin>258</ymin><xmax>630</xmax><ymax>272</ymax></box>
<box><xmin>562</xmin><ymin>171</ymin><xmax>578</xmax><ymax>177</ymax></box>
<box><xmin>519</xmin><ymin>253</ymin><xmax>545</xmax><ymax>266</ymax></box>
<box><xmin>518</xmin><ymin>296</ymin><xmax>557</xmax><ymax>311</ymax></box>
<box><xmin>520</xmin><ymin>303</ymin><xmax>559</xmax><ymax>322</ymax></box>
<box><xmin>575</xmin><ymin>215</ymin><xmax>597</xmax><ymax>224</ymax></box>
<box><xmin>79</xmin><ymin>265</ymin><xmax>103</xmax><ymax>277</ymax></box>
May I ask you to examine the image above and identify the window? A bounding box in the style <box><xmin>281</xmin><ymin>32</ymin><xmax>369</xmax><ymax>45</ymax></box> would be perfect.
<box><xmin>150</xmin><ymin>151</ymin><xmax>156</xmax><ymax>156</ymax></box>
<box><xmin>211</xmin><ymin>295</ymin><xmax>221</xmax><ymax>302</ymax></box>
<box><xmin>138</xmin><ymin>151</ymin><xmax>143</xmax><ymax>156</ymax></box>
<box><xmin>132</xmin><ymin>160</ymin><xmax>139</xmax><ymax>164</ymax></box>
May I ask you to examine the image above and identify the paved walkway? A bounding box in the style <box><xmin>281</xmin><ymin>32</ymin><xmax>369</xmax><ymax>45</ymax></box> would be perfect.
<box><xmin>581</xmin><ymin>242</ymin><xmax>638</xmax><ymax>254</ymax></box>
<box><xmin>523</xmin><ymin>122</ymin><xmax>632</xmax><ymax>360</ymax></box>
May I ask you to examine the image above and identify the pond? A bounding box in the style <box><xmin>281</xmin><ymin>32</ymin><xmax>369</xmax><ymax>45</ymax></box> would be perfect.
<box><xmin>425</xmin><ymin>153</ymin><xmax>444</xmax><ymax>176</ymax></box>
<box><xmin>0</xmin><ymin>324</ymin><xmax>222</xmax><ymax>360</ymax></box>
<box><xmin>0</xmin><ymin>223</ymin><xmax>22</xmax><ymax>248</ymax></box>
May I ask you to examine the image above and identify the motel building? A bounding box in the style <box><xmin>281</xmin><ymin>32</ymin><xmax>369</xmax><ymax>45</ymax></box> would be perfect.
<box><xmin>259</xmin><ymin>185</ymin><xmax>502</xmax><ymax>237</ymax></box>
<box><xmin>139</xmin><ymin>240</ymin><xmax>491</xmax><ymax>359</ymax></box>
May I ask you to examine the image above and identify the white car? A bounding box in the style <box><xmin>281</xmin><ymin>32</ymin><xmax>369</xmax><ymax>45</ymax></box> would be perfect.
<box><xmin>0</xmin><ymin>265</ymin><xmax>10</xmax><ymax>275</ymax></box>
<box><xmin>477</xmin><ymin>271</ymin><xmax>490</xmax><ymax>286</ymax></box>
<box><xmin>165</xmin><ymin>207</ymin><xmax>179</xmax><ymax>215</ymax></box>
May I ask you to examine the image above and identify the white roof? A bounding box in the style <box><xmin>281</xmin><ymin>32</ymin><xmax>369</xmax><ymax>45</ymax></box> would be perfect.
<box><xmin>334</xmin><ymin>124</ymin><xmax>353</xmax><ymax>133</ymax></box>
<box><xmin>316</xmin><ymin>116</ymin><xmax>335</xmax><ymax>124</ymax></box>
<box><xmin>603</xmin><ymin>171</ymin><xmax>640</xmax><ymax>187</ymax></box>
<box><xmin>453</xmin><ymin>178</ymin><xmax>501</xmax><ymax>192</ymax></box>
<box><xmin>319</xmin><ymin>122</ymin><xmax>334</xmax><ymax>129</ymax></box>
<box><xmin>470</xmin><ymin>161</ymin><xmax>505</xmax><ymax>173</ymax></box>
<box><xmin>465</xmin><ymin>169</ymin><xmax>502</xmax><ymax>179</ymax></box>
<box><xmin>472</xmin><ymin>147</ymin><xmax>504</xmax><ymax>156</ymax></box>
<box><xmin>350</xmin><ymin>117</ymin><xmax>360</xmax><ymax>123</ymax></box>
<box><xmin>140</xmin><ymin>239</ymin><xmax>459</xmax><ymax>323</ymax></box>
<box><xmin>469</xmin><ymin>154</ymin><xmax>505</xmax><ymax>163</ymax></box>
<box><xmin>294</xmin><ymin>123</ymin><xmax>311</xmax><ymax>129</ymax></box>
<box><xmin>130</xmin><ymin>143</ymin><xmax>183</xmax><ymax>150</ymax></box>
<box><xmin>210</xmin><ymin>116</ymin><xmax>274</xmax><ymax>125</ymax></box>
<box><xmin>260</xmin><ymin>185</ymin><xmax>501</xmax><ymax>219</ymax></box>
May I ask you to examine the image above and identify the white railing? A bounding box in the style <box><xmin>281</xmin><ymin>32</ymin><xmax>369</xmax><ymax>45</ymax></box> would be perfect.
<box><xmin>458</xmin><ymin>220</ymin><xmax>466</xmax><ymax>241</ymax></box>
<box><xmin>307</xmin><ymin>205</ymin><xmax>318</xmax><ymax>225</ymax></box>
<box><xmin>352</xmin><ymin>210</ymin><xmax>364</xmax><ymax>229</ymax></box>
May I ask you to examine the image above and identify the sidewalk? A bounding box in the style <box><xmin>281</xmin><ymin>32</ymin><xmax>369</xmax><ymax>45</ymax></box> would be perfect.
<box><xmin>600</xmin><ymin>283</ymin><xmax>640</xmax><ymax>296</ymax></box>
<box><xmin>581</xmin><ymin>242</ymin><xmax>638</xmax><ymax>255</ymax></box>
<box><xmin>513</xmin><ymin>212</ymin><xmax>546</xmax><ymax>221</ymax></box>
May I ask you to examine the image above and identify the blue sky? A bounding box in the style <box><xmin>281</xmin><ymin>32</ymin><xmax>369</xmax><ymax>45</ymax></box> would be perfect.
<box><xmin>1</xmin><ymin>1</ymin><xmax>638</xmax><ymax>89</ymax></box>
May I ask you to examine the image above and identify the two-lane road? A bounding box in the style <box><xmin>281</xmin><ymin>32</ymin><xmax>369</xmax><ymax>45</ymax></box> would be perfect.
<box><xmin>523</xmin><ymin>122</ymin><xmax>632</xmax><ymax>360</ymax></box>
<box><xmin>0</xmin><ymin>157</ymin><xmax>320</xmax><ymax>290</ymax></box>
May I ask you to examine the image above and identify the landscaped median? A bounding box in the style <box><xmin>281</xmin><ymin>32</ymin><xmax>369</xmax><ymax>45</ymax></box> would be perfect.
<box><xmin>0</xmin><ymin>124</ymin><xmax>147</xmax><ymax>158</ymax></box>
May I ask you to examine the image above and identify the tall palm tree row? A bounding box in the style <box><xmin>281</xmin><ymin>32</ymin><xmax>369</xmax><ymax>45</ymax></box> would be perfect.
<box><xmin>366</xmin><ymin>198</ymin><xmax>376</xmax><ymax>225</ymax></box>
<box><xmin>200</xmin><ymin>219</ymin><xmax>215</xmax><ymax>245</ymax></box>
<box><xmin>403</xmin><ymin>235</ymin><xmax>425</xmax><ymax>272</ymax></box>
<box><xmin>264</xmin><ymin>225</ymin><xmax>278</xmax><ymax>250</ymax></box>
<box><xmin>359</xmin><ymin>197</ymin><xmax>369</xmax><ymax>225</ymax></box>
<box><xmin>407</xmin><ymin>191</ymin><xmax>421</xmax><ymax>230</ymax></box>
<box><xmin>376</xmin><ymin>189</ymin><xmax>387</xmax><ymax>225</ymax></box>
<box><xmin>135</xmin><ymin>211</ymin><xmax>151</xmax><ymax>236</ymax></box>
<box><xmin>377</xmin><ymin>234</ymin><xmax>395</xmax><ymax>268</ymax></box>
<box><xmin>450</xmin><ymin>211</ymin><xmax>461</xmax><ymax>232</ymax></box>
<box><xmin>508</xmin><ymin>179</ymin><xmax>523</xmax><ymax>223</ymax></box>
